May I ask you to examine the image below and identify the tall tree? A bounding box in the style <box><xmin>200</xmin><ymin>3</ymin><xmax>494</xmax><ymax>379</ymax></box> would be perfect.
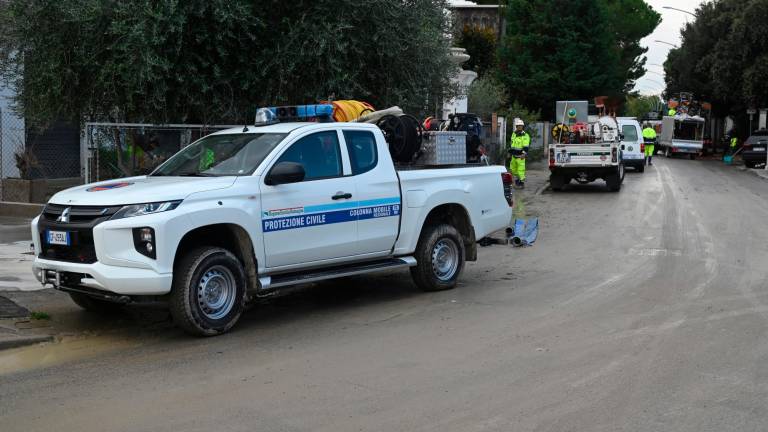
<box><xmin>497</xmin><ymin>0</ymin><xmax>658</xmax><ymax>117</ymax></box>
<box><xmin>599</xmin><ymin>0</ymin><xmax>661</xmax><ymax>93</ymax></box>
<box><xmin>0</xmin><ymin>0</ymin><xmax>456</xmax><ymax>126</ymax></box>
<box><xmin>624</xmin><ymin>94</ymin><xmax>662</xmax><ymax>119</ymax></box>
<box><xmin>498</xmin><ymin>0</ymin><xmax>623</xmax><ymax>117</ymax></box>
<box><xmin>663</xmin><ymin>0</ymin><xmax>768</xmax><ymax>118</ymax></box>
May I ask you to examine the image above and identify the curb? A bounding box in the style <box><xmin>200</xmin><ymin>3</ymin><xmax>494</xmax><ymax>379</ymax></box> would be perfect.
<box><xmin>748</xmin><ymin>169</ymin><xmax>768</xmax><ymax>181</ymax></box>
<box><xmin>0</xmin><ymin>202</ymin><xmax>44</xmax><ymax>218</ymax></box>
<box><xmin>0</xmin><ymin>334</ymin><xmax>54</xmax><ymax>351</ymax></box>
<box><xmin>738</xmin><ymin>166</ymin><xmax>768</xmax><ymax>181</ymax></box>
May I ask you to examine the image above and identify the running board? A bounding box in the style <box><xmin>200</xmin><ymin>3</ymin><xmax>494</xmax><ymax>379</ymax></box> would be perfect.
<box><xmin>259</xmin><ymin>256</ymin><xmax>417</xmax><ymax>292</ymax></box>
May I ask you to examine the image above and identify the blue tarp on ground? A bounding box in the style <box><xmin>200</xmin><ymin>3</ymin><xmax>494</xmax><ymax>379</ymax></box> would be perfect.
<box><xmin>510</xmin><ymin>218</ymin><xmax>539</xmax><ymax>247</ymax></box>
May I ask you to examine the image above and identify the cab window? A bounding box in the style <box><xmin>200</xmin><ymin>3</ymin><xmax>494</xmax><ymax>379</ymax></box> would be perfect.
<box><xmin>275</xmin><ymin>131</ymin><xmax>342</xmax><ymax>180</ymax></box>
<box><xmin>343</xmin><ymin>130</ymin><xmax>378</xmax><ymax>175</ymax></box>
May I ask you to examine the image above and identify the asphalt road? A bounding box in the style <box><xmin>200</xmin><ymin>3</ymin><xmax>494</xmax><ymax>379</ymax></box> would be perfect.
<box><xmin>2</xmin><ymin>159</ymin><xmax>768</xmax><ymax>432</ymax></box>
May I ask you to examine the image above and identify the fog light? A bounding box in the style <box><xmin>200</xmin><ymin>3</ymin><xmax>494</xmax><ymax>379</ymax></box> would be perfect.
<box><xmin>140</xmin><ymin>228</ymin><xmax>153</xmax><ymax>243</ymax></box>
<box><xmin>132</xmin><ymin>227</ymin><xmax>156</xmax><ymax>259</ymax></box>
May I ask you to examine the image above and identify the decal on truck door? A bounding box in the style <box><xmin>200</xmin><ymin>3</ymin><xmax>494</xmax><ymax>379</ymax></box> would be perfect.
<box><xmin>262</xmin><ymin>197</ymin><xmax>400</xmax><ymax>233</ymax></box>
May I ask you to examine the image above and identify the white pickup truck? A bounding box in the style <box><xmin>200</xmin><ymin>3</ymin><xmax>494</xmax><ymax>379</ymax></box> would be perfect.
<box><xmin>548</xmin><ymin>116</ymin><xmax>625</xmax><ymax>191</ymax></box>
<box><xmin>31</xmin><ymin>120</ymin><xmax>513</xmax><ymax>335</ymax></box>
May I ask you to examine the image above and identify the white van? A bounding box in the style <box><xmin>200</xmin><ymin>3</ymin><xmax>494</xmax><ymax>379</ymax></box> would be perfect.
<box><xmin>617</xmin><ymin>117</ymin><xmax>645</xmax><ymax>173</ymax></box>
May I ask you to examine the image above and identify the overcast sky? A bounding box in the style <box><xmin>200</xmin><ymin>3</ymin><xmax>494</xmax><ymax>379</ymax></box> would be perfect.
<box><xmin>633</xmin><ymin>0</ymin><xmax>708</xmax><ymax>95</ymax></box>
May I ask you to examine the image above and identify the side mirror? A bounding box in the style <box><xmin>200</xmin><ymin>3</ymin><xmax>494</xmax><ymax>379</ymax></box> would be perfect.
<box><xmin>266</xmin><ymin>162</ymin><xmax>305</xmax><ymax>185</ymax></box>
<box><xmin>618</xmin><ymin>133</ymin><xmax>625</xmax><ymax>141</ymax></box>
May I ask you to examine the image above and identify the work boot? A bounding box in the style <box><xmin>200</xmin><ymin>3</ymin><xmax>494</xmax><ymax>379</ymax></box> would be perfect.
<box><xmin>519</xmin><ymin>181</ymin><xmax>525</xmax><ymax>189</ymax></box>
<box><xmin>649</xmin><ymin>156</ymin><xmax>653</xmax><ymax>166</ymax></box>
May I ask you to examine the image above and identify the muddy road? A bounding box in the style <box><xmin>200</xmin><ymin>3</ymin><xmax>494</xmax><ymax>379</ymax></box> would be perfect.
<box><xmin>2</xmin><ymin>159</ymin><xmax>768</xmax><ymax>432</ymax></box>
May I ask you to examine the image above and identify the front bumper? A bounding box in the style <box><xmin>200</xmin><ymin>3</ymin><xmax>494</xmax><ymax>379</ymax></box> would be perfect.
<box><xmin>31</xmin><ymin>204</ymin><xmax>192</xmax><ymax>296</ymax></box>
<box><xmin>32</xmin><ymin>258</ymin><xmax>172</xmax><ymax>295</ymax></box>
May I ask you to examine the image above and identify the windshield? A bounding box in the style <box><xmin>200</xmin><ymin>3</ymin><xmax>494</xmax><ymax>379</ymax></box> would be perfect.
<box><xmin>152</xmin><ymin>133</ymin><xmax>286</xmax><ymax>177</ymax></box>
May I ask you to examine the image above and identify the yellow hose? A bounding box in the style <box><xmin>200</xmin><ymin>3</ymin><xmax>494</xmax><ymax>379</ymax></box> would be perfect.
<box><xmin>327</xmin><ymin>100</ymin><xmax>375</xmax><ymax>122</ymax></box>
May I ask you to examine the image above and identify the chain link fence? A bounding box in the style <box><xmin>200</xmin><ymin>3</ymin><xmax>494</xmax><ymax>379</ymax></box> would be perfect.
<box><xmin>83</xmin><ymin>123</ymin><xmax>239</xmax><ymax>183</ymax></box>
<box><xmin>1</xmin><ymin>109</ymin><xmax>86</xmax><ymax>202</ymax></box>
<box><xmin>0</xmin><ymin>108</ymin><xmax>26</xmax><ymax>200</ymax></box>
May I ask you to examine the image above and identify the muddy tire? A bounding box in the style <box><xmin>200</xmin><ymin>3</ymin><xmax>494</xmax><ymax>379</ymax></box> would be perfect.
<box><xmin>410</xmin><ymin>224</ymin><xmax>465</xmax><ymax>292</ymax></box>
<box><xmin>550</xmin><ymin>174</ymin><xmax>566</xmax><ymax>191</ymax></box>
<box><xmin>606</xmin><ymin>165</ymin><xmax>623</xmax><ymax>192</ymax></box>
<box><xmin>170</xmin><ymin>247</ymin><xmax>246</xmax><ymax>336</ymax></box>
<box><xmin>745</xmin><ymin>161</ymin><xmax>756</xmax><ymax>169</ymax></box>
<box><xmin>69</xmin><ymin>292</ymin><xmax>124</xmax><ymax>313</ymax></box>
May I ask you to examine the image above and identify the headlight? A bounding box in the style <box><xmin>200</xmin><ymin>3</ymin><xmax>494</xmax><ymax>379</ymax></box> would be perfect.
<box><xmin>111</xmin><ymin>200</ymin><xmax>182</xmax><ymax>220</ymax></box>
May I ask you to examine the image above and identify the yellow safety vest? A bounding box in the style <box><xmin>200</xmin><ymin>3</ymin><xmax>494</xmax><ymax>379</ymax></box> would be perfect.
<box><xmin>509</xmin><ymin>132</ymin><xmax>530</xmax><ymax>156</ymax></box>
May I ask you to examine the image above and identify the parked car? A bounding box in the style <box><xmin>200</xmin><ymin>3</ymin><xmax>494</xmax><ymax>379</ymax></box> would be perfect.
<box><xmin>618</xmin><ymin>117</ymin><xmax>645</xmax><ymax>173</ymax></box>
<box><xmin>742</xmin><ymin>129</ymin><xmax>768</xmax><ymax>168</ymax></box>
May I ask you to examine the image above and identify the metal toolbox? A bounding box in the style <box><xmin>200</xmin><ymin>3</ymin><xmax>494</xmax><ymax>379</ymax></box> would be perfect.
<box><xmin>421</xmin><ymin>131</ymin><xmax>467</xmax><ymax>165</ymax></box>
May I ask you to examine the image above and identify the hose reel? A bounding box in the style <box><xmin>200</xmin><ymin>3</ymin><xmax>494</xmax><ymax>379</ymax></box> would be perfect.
<box><xmin>551</xmin><ymin>123</ymin><xmax>570</xmax><ymax>143</ymax></box>
<box><xmin>376</xmin><ymin>114</ymin><xmax>423</xmax><ymax>162</ymax></box>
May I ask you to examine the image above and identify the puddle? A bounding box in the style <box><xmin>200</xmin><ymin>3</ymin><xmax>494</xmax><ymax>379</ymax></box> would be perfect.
<box><xmin>0</xmin><ymin>334</ymin><xmax>143</xmax><ymax>375</ymax></box>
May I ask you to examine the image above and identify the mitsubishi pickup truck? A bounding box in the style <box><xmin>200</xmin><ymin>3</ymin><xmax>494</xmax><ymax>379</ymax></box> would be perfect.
<box><xmin>31</xmin><ymin>116</ymin><xmax>513</xmax><ymax>335</ymax></box>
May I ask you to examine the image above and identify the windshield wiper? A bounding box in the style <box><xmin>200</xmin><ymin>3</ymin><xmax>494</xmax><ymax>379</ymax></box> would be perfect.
<box><xmin>177</xmin><ymin>172</ymin><xmax>218</xmax><ymax>177</ymax></box>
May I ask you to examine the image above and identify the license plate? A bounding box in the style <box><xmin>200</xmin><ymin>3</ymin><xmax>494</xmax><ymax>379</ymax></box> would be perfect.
<box><xmin>46</xmin><ymin>230</ymin><xmax>70</xmax><ymax>246</ymax></box>
<box><xmin>556</xmin><ymin>153</ymin><xmax>571</xmax><ymax>163</ymax></box>
<box><xmin>753</xmin><ymin>147</ymin><xmax>765</xmax><ymax>151</ymax></box>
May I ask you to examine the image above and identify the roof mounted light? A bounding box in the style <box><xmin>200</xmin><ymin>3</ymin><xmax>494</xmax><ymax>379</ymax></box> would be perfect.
<box><xmin>255</xmin><ymin>108</ymin><xmax>279</xmax><ymax>126</ymax></box>
<box><xmin>254</xmin><ymin>104</ymin><xmax>334</xmax><ymax>126</ymax></box>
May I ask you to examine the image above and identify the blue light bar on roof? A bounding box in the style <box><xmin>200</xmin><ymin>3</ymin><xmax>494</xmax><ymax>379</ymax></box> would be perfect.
<box><xmin>255</xmin><ymin>104</ymin><xmax>334</xmax><ymax>125</ymax></box>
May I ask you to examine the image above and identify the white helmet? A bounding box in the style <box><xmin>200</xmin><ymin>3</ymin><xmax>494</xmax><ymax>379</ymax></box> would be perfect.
<box><xmin>514</xmin><ymin>118</ymin><xmax>525</xmax><ymax>127</ymax></box>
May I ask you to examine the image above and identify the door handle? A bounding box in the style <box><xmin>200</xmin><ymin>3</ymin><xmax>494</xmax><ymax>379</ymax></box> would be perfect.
<box><xmin>332</xmin><ymin>192</ymin><xmax>352</xmax><ymax>200</ymax></box>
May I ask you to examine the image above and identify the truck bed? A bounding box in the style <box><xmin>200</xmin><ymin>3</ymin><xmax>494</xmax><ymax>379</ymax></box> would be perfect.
<box><xmin>392</xmin><ymin>164</ymin><xmax>510</xmax><ymax>256</ymax></box>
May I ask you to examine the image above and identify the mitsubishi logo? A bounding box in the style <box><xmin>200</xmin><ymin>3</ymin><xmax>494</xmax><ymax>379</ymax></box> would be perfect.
<box><xmin>57</xmin><ymin>207</ymin><xmax>71</xmax><ymax>223</ymax></box>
